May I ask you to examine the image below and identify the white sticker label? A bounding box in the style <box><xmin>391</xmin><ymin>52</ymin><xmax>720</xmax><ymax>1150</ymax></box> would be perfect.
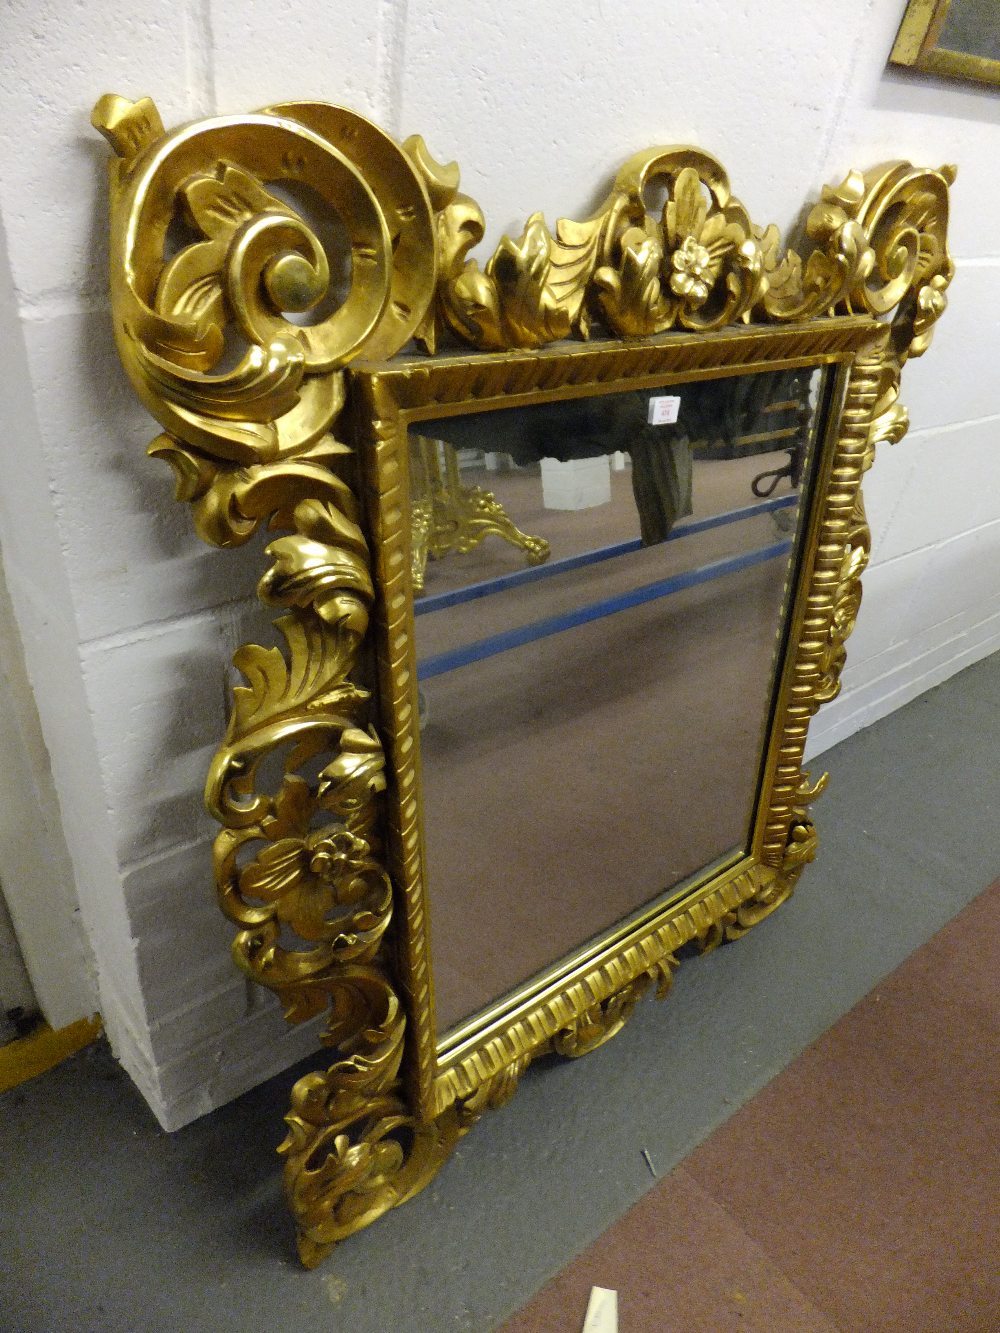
<box><xmin>648</xmin><ymin>394</ymin><xmax>681</xmax><ymax>425</ymax></box>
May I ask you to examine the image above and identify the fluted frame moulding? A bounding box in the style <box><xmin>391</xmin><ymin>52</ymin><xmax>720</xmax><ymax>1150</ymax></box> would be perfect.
<box><xmin>92</xmin><ymin>91</ymin><xmax>953</xmax><ymax>1267</ymax></box>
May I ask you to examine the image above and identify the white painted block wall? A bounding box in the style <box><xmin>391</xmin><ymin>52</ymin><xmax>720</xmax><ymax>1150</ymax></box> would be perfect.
<box><xmin>1</xmin><ymin>0</ymin><xmax>998</xmax><ymax>1129</ymax></box>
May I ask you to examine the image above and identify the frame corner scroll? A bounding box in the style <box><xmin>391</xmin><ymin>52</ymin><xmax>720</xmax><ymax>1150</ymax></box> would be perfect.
<box><xmin>94</xmin><ymin>91</ymin><xmax>953</xmax><ymax>1265</ymax></box>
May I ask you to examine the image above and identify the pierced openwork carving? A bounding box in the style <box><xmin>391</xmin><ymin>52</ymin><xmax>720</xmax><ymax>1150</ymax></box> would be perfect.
<box><xmin>94</xmin><ymin>91</ymin><xmax>952</xmax><ymax>1267</ymax></box>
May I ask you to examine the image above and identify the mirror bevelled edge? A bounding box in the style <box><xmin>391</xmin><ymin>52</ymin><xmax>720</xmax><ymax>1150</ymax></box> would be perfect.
<box><xmin>93</xmin><ymin>91</ymin><xmax>954</xmax><ymax>1267</ymax></box>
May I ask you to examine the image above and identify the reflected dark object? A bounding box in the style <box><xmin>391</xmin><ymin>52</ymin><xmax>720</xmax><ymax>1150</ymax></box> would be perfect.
<box><xmin>421</xmin><ymin>368</ymin><xmax>810</xmax><ymax>548</ymax></box>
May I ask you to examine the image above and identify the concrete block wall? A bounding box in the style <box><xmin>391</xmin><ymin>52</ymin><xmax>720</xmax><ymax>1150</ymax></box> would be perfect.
<box><xmin>1</xmin><ymin>1</ymin><xmax>997</xmax><ymax>1128</ymax></box>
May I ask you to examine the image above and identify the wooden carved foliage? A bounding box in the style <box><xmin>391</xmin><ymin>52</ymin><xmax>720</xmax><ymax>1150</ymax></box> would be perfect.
<box><xmin>93</xmin><ymin>92</ymin><xmax>953</xmax><ymax>1265</ymax></box>
<box><xmin>93</xmin><ymin>93</ymin><xmax>450</xmax><ymax>1265</ymax></box>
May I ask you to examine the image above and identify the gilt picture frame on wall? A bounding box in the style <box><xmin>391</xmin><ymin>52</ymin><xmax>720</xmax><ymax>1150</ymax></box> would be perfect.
<box><xmin>93</xmin><ymin>91</ymin><xmax>953</xmax><ymax>1267</ymax></box>
<box><xmin>890</xmin><ymin>0</ymin><xmax>1000</xmax><ymax>88</ymax></box>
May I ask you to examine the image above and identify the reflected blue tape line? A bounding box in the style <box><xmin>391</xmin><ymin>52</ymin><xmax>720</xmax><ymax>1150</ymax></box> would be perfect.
<box><xmin>417</xmin><ymin>538</ymin><xmax>793</xmax><ymax>681</ymax></box>
<box><xmin>414</xmin><ymin>492</ymin><xmax>796</xmax><ymax>617</ymax></box>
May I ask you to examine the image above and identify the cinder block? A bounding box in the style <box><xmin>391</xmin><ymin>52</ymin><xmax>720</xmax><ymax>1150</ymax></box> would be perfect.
<box><xmin>148</xmin><ymin>1000</ymin><xmax>325</xmax><ymax>1129</ymax></box>
<box><xmin>81</xmin><ymin>614</ymin><xmax>235</xmax><ymax>868</ymax></box>
<box><xmin>0</xmin><ymin>3</ymin><xmax>200</xmax><ymax>301</ymax></box>
<box><xmin>125</xmin><ymin>842</ymin><xmax>237</xmax><ymax>1018</ymax></box>
<box><xmin>144</xmin><ymin>980</ymin><xmax>250</xmax><ymax>1068</ymax></box>
<box><xmin>19</xmin><ymin>311</ymin><xmax>264</xmax><ymax>642</ymax></box>
<box><xmin>897</xmin><ymin>521</ymin><xmax>1000</xmax><ymax>636</ymax></box>
<box><xmin>845</xmin><ymin>549</ymin><xmax>925</xmax><ymax>668</ymax></box>
<box><xmin>400</xmin><ymin>0</ymin><xmax>872</xmax><ymax>253</ymax></box>
<box><xmin>169</xmin><ymin>1017</ymin><xmax>324</xmax><ymax>1128</ymax></box>
<box><xmin>896</xmin><ymin>264</ymin><xmax>1000</xmax><ymax>434</ymax></box>
<box><xmin>869</xmin><ymin>417</ymin><xmax>1000</xmax><ymax>565</ymax></box>
<box><xmin>211</xmin><ymin>0</ymin><xmax>385</xmax><ymax>119</ymax></box>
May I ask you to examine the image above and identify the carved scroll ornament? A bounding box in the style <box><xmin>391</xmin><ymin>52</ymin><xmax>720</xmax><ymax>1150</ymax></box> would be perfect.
<box><xmin>93</xmin><ymin>92</ymin><xmax>952</xmax><ymax>1265</ymax></box>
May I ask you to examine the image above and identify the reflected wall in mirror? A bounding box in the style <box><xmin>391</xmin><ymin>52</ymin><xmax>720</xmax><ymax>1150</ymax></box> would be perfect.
<box><xmin>95</xmin><ymin>91</ymin><xmax>954</xmax><ymax>1268</ymax></box>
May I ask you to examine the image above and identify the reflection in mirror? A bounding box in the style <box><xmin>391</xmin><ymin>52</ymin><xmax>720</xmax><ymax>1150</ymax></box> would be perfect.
<box><xmin>411</xmin><ymin>367</ymin><xmax>828</xmax><ymax>1036</ymax></box>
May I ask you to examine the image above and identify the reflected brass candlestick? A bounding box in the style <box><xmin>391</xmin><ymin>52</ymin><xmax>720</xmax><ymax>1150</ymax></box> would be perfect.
<box><xmin>409</xmin><ymin>436</ymin><xmax>550</xmax><ymax>593</ymax></box>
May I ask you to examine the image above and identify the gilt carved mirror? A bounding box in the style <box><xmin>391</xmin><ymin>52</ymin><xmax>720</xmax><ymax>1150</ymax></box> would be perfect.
<box><xmin>93</xmin><ymin>92</ymin><xmax>953</xmax><ymax>1266</ymax></box>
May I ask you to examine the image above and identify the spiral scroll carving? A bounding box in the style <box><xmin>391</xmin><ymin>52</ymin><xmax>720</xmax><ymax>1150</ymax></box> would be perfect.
<box><xmin>94</xmin><ymin>92</ymin><xmax>953</xmax><ymax>1266</ymax></box>
<box><xmin>404</xmin><ymin>139</ymin><xmax>953</xmax><ymax>359</ymax></box>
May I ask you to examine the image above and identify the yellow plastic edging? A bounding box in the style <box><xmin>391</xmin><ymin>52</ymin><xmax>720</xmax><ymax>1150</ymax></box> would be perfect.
<box><xmin>0</xmin><ymin>1015</ymin><xmax>103</xmax><ymax>1093</ymax></box>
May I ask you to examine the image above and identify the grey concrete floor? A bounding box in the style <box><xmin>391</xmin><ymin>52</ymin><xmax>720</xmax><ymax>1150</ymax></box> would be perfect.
<box><xmin>3</xmin><ymin>652</ymin><xmax>1000</xmax><ymax>1333</ymax></box>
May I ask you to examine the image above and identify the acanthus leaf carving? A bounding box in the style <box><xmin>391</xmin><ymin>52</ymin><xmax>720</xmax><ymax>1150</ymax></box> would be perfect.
<box><xmin>278</xmin><ymin>972</ymin><xmax>464</xmax><ymax>1268</ymax></box>
<box><xmin>405</xmin><ymin>134</ymin><xmax>953</xmax><ymax>360</ymax></box>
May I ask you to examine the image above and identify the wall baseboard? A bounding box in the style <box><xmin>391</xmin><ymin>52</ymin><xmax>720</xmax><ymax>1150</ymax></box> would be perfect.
<box><xmin>0</xmin><ymin>1014</ymin><xmax>102</xmax><ymax>1093</ymax></box>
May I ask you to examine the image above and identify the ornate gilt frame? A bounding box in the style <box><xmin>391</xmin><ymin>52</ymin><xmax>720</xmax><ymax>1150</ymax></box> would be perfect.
<box><xmin>93</xmin><ymin>93</ymin><xmax>953</xmax><ymax>1266</ymax></box>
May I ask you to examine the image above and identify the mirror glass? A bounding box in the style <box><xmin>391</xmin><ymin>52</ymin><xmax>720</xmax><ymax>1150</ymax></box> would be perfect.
<box><xmin>410</xmin><ymin>366</ymin><xmax>830</xmax><ymax>1036</ymax></box>
<box><xmin>939</xmin><ymin>0</ymin><xmax>1000</xmax><ymax>63</ymax></box>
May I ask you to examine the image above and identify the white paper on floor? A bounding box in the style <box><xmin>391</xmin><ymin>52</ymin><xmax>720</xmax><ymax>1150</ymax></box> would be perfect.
<box><xmin>582</xmin><ymin>1285</ymin><xmax>618</xmax><ymax>1333</ymax></box>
